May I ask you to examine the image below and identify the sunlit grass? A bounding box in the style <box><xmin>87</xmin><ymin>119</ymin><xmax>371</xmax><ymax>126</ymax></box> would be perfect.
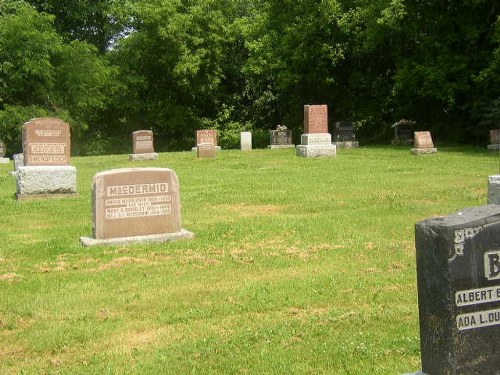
<box><xmin>0</xmin><ymin>146</ymin><xmax>497</xmax><ymax>374</ymax></box>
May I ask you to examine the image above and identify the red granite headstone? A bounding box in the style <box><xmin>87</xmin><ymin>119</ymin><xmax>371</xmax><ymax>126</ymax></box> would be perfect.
<box><xmin>22</xmin><ymin>118</ymin><xmax>71</xmax><ymax>166</ymax></box>
<box><xmin>92</xmin><ymin>168</ymin><xmax>182</xmax><ymax>240</ymax></box>
<box><xmin>304</xmin><ymin>105</ymin><xmax>328</xmax><ymax>134</ymax></box>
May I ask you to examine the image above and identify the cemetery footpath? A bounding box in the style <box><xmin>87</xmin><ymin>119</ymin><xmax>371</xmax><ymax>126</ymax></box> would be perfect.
<box><xmin>0</xmin><ymin>145</ymin><xmax>498</xmax><ymax>374</ymax></box>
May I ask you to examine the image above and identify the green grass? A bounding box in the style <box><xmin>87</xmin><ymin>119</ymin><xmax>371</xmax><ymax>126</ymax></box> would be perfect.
<box><xmin>0</xmin><ymin>146</ymin><xmax>497</xmax><ymax>374</ymax></box>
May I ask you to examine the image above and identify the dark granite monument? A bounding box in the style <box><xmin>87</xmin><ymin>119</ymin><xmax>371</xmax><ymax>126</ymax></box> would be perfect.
<box><xmin>268</xmin><ymin>125</ymin><xmax>294</xmax><ymax>149</ymax></box>
<box><xmin>392</xmin><ymin>119</ymin><xmax>415</xmax><ymax>145</ymax></box>
<box><xmin>333</xmin><ymin>121</ymin><xmax>359</xmax><ymax>148</ymax></box>
<box><xmin>414</xmin><ymin>205</ymin><xmax>500</xmax><ymax>374</ymax></box>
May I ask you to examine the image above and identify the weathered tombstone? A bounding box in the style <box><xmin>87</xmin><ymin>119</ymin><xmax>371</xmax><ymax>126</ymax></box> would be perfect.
<box><xmin>488</xmin><ymin>175</ymin><xmax>500</xmax><ymax>204</ymax></box>
<box><xmin>411</xmin><ymin>131</ymin><xmax>437</xmax><ymax>155</ymax></box>
<box><xmin>413</xmin><ymin>205</ymin><xmax>500</xmax><ymax>375</ymax></box>
<box><xmin>240</xmin><ymin>131</ymin><xmax>252</xmax><ymax>151</ymax></box>
<box><xmin>197</xmin><ymin>144</ymin><xmax>216</xmax><ymax>158</ymax></box>
<box><xmin>487</xmin><ymin>129</ymin><xmax>500</xmax><ymax>151</ymax></box>
<box><xmin>80</xmin><ymin>167</ymin><xmax>194</xmax><ymax>247</ymax></box>
<box><xmin>0</xmin><ymin>139</ymin><xmax>9</xmax><ymax>163</ymax></box>
<box><xmin>16</xmin><ymin>118</ymin><xmax>77</xmax><ymax>199</ymax></box>
<box><xmin>392</xmin><ymin>120</ymin><xmax>415</xmax><ymax>145</ymax></box>
<box><xmin>268</xmin><ymin>125</ymin><xmax>294</xmax><ymax>149</ymax></box>
<box><xmin>333</xmin><ymin>121</ymin><xmax>359</xmax><ymax>148</ymax></box>
<box><xmin>192</xmin><ymin>129</ymin><xmax>221</xmax><ymax>152</ymax></box>
<box><xmin>129</xmin><ymin>130</ymin><xmax>158</xmax><ymax>161</ymax></box>
<box><xmin>296</xmin><ymin>104</ymin><xmax>336</xmax><ymax>158</ymax></box>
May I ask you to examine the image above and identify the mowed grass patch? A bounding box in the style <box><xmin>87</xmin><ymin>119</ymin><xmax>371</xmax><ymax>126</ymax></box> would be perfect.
<box><xmin>0</xmin><ymin>146</ymin><xmax>497</xmax><ymax>374</ymax></box>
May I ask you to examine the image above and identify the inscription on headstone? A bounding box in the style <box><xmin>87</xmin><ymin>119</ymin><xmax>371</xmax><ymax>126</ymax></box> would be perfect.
<box><xmin>196</xmin><ymin>130</ymin><xmax>217</xmax><ymax>146</ymax></box>
<box><xmin>304</xmin><ymin>105</ymin><xmax>328</xmax><ymax>134</ymax></box>
<box><xmin>415</xmin><ymin>205</ymin><xmax>500</xmax><ymax>374</ymax></box>
<box><xmin>132</xmin><ymin>130</ymin><xmax>155</xmax><ymax>154</ymax></box>
<box><xmin>22</xmin><ymin>118</ymin><xmax>71</xmax><ymax>166</ymax></box>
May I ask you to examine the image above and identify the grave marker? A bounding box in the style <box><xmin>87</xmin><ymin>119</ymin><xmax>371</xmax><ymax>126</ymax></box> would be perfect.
<box><xmin>296</xmin><ymin>105</ymin><xmax>336</xmax><ymax>158</ymax></box>
<box><xmin>0</xmin><ymin>139</ymin><xmax>9</xmax><ymax>164</ymax></box>
<box><xmin>333</xmin><ymin>121</ymin><xmax>359</xmax><ymax>148</ymax></box>
<box><xmin>411</xmin><ymin>131</ymin><xmax>437</xmax><ymax>155</ymax></box>
<box><xmin>129</xmin><ymin>130</ymin><xmax>158</xmax><ymax>161</ymax></box>
<box><xmin>80</xmin><ymin>167</ymin><xmax>194</xmax><ymax>246</ymax></box>
<box><xmin>197</xmin><ymin>144</ymin><xmax>217</xmax><ymax>158</ymax></box>
<box><xmin>268</xmin><ymin>126</ymin><xmax>294</xmax><ymax>149</ymax></box>
<box><xmin>414</xmin><ymin>205</ymin><xmax>500</xmax><ymax>374</ymax></box>
<box><xmin>240</xmin><ymin>132</ymin><xmax>252</xmax><ymax>151</ymax></box>
<box><xmin>488</xmin><ymin>129</ymin><xmax>500</xmax><ymax>151</ymax></box>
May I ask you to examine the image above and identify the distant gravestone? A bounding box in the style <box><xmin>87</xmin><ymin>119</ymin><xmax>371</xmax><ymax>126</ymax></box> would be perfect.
<box><xmin>414</xmin><ymin>205</ymin><xmax>500</xmax><ymax>374</ymax></box>
<box><xmin>268</xmin><ymin>126</ymin><xmax>294</xmax><ymax>149</ymax></box>
<box><xmin>296</xmin><ymin>105</ymin><xmax>336</xmax><ymax>158</ymax></box>
<box><xmin>22</xmin><ymin>118</ymin><xmax>70</xmax><ymax>166</ymax></box>
<box><xmin>488</xmin><ymin>129</ymin><xmax>500</xmax><ymax>151</ymax></box>
<box><xmin>129</xmin><ymin>130</ymin><xmax>158</xmax><ymax>161</ymax></box>
<box><xmin>80</xmin><ymin>168</ymin><xmax>194</xmax><ymax>247</ymax></box>
<box><xmin>392</xmin><ymin>120</ymin><xmax>415</xmax><ymax>145</ymax></box>
<box><xmin>334</xmin><ymin>121</ymin><xmax>359</xmax><ymax>148</ymax></box>
<box><xmin>411</xmin><ymin>131</ymin><xmax>437</xmax><ymax>155</ymax></box>
<box><xmin>240</xmin><ymin>132</ymin><xmax>252</xmax><ymax>151</ymax></box>
<box><xmin>0</xmin><ymin>139</ymin><xmax>8</xmax><ymax>164</ymax></box>
<box><xmin>488</xmin><ymin>175</ymin><xmax>500</xmax><ymax>204</ymax></box>
<box><xmin>197</xmin><ymin>130</ymin><xmax>218</xmax><ymax>147</ymax></box>
<box><xmin>17</xmin><ymin>118</ymin><xmax>76</xmax><ymax>199</ymax></box>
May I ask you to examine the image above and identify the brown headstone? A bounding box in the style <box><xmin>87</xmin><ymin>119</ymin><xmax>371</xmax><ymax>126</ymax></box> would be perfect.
<box><xmin>197</xmin><ymin>144</ymin><xmax>216</xmax><ymax>158</ymax></box>
<box><xmin>304</xmin><ymin>105</ymin><xmax>328</xmax><ymax>134</ymax></box>
<box><xmin>414</xmin><ymin>131</ymin><xmax>434</xmax><ymax>148</ymax></box>
<box><xmin>22</xmin><ymin>118</ymin><xmax>70</xmax><ymax>166</ymax></box>
<box><xmin>0</xmin><ymin>139</ymin><xmax>5</xmax><ymax>158</ymax></box>
<box><xmin>196</xmin><ymin>130</ymin><xmax>217</xmax><ymax>146</ymax></box>
<box><xmin>132</xmin><ymin>130</ymin><xmax>155</xmax><ymax>154</ymax></box>
<box><xmin>490</xmin><ymin>129</ymin><xmax>500</xmax><ymax>145</ymax></box>
<box><xmin>92</xmin><ymin>168</ymin><xmax>182</xmax><ymax>240</ymax></box>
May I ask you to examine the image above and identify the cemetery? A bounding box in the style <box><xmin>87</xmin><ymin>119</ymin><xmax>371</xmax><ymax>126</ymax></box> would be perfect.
<box><xmin>1</xmin><ymin>143</ymin><xmax>498</xmax><ymax>374</ymax></box>
<box><xmin>1</xmin><ymin>1</ymin><xmax>500</xmax><ymax>374</ymax></box>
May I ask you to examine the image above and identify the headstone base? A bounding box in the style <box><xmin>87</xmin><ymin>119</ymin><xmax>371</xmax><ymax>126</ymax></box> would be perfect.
<box><xmin>488</xmin><ymin>175</ymin><xmax>500</xmax><ymax>204</ymax></box>
<box><xmin>16</xmin><ymin>166</ymin><xmax>77</xmax><ymax>195</ymax></box>
<box><xmin>296</xmin><ymin>144</ymin><xmax>337</xmax><ymax>158</ymax></box>
<box><xmin>128</xmin><ymin>153</ymin><xmax>159</xmax><ymax>161</ymax></box>
<box><xmin>335</xmin><ymin>141</ymin><xmax>359</xmax><ymax>148</ymax></box>
<box><xmin>0</xmin><ymin>157</ymin><xmax>10</xmax><ymax>164</ymax></box>
<box><xmin>487</xmin><ymin>144</ymin><xmax>500</xmax><ymax>151</ymax></box>
<box><xmin>267</xmin><ymin>145</ymin><xmax>295</xmax><ymax>149</ymax></box>
<box><xmin>17</xmin><ymin>193</ymin><xmax>78</xmax><ymax>201</ymax></box>
<box><xmin>411</xmin><ymin>148</ymin><xmax>437</xmax><ymax>155</ymax></box>
<box><xmin>391</xmin><ymin>139</ymin><xmax>414</xmax><ymax>146</ymax></box>
<box><xmin>80</xmin><ymin>228</ymin><xmax>195</xmax><ymax>247</ymax></box>
<box><xmin>191</xmin><ymin>146</ymin><xmax>221</xmax><ymax>152</ymax></box>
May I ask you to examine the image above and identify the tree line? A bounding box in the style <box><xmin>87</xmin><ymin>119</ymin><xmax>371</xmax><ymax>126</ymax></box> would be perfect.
<box><xmin>0</xmin><ymin>0</ymin><xmax>499</xmax><ymax>155</ymax></box>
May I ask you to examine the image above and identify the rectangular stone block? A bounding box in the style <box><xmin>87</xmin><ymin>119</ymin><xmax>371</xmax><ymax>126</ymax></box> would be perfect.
<box><xmin>132</xmin><ymin>130</ymin><xmax>155</xmax><ymax>154</ymax></box>
<box><xmin>197</xmin><ymin>144</ymin><xmax>216</xmax><ymax>158</ymax></box>
<box><xmin>304</xmin><ymin>105</ymin><xmax>328</xmax><ymax>134</ymax></box>
<box><xmin>415</xmin><ymin>205</ymin><xmax>500</xmax><ymax>374</ymax></box>
<box><xmin>16</xmin><ymin>166</ymin><xmax>77</xmax><ymax>195</ymax></box>
<box><xmin>296</xmin><ymin>144</ymin><xmax>336</xmax><ymax>158</ymax></box>
<box><xmin>300</xmin><ymin>133</ymin><xmax>332</xmax><ymax>145</ymax></box>
<box><xmin>91</xmin><ymin>168</ymin><xmax>183</xmax><ymax>240</ymax></box>
<box><xmin>23</xmin><ymin>118</ymin><xmax>71</xmax><ymax>166</ymax></box>
<box><xmin>240</xmin><ymin>132</ymin><xmax>252</xmax><ymax>151</ymax></box>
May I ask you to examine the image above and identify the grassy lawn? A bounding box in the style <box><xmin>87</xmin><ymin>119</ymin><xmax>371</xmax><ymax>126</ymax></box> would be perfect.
<box><xmin>0</xmin><ymin>146</ymin><xmax>497</xmax><ymax>374</ymax></box>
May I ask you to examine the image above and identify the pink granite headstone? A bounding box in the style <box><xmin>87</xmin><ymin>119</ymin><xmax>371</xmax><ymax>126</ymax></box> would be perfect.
<box><xmin>304</xmin><ymin>105</ymin><xmax>328</xmax><ymax>134</ymax></box>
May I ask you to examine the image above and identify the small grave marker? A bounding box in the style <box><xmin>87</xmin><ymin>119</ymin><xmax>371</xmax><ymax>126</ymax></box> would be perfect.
<box><xmin>488</xmin><ymin>129</ymin><xmax>500</xmax><ymax>151</ymax></box>
<box><xmin>240</xmin><ymin>132</ymin><xmax>252</xmax><ymax>151</ymax></box>
<box><xmin>333</xmin><ymin>121</ymin><xmax>359</xmax><ymax>148</ymax></box>
<box><xmin>411</xmin><ymin>131</ymin><xmax>437</xmax><ymax>155</ymax></box>
<box><xmin>268</xmin><ymin>125</ymin><xmax>294</xmax><ymax>149</ymax></box>
<box><xmin>129</xmin><ymin>130</ymin><xmax>158</xmax><ymax>161</ymax></box>
<box><xmin>0</xmin><ymin>139</ymin><xmax>9</xmax><ymax>164</ymax></box>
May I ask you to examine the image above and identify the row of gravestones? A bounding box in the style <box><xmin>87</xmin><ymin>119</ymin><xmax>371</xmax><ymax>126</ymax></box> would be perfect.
<box><xmin>3</xmin><ymin>114</ymin><xmax>500</xmax><ymax>374</ymax></box>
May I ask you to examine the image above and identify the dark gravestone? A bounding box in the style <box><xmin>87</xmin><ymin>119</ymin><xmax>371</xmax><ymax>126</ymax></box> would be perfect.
<box><xmin>334</xmin><ymin>122</ymin><xmax>355</xmax><ymax>142</ymax></box>
<box><xmin>415</xmin><ymin>205</ymin><xmax>500</xmax><ymax>375</ymax></box>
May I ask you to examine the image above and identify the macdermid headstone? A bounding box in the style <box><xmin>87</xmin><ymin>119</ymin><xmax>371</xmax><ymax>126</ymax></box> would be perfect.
<box><xmin>412</xmin><ymin>205</ymin><xmax>500</xmax><ymax>374</ymax></box>
<box><xmin>411</xmin><ymin>131</ymin><xmax>437</xmax><ymax>155</ymax></box>
<box><xmin>16</xmin><ymin>118</ymin><xmax>77</xmax><ymax>199</ymax></box>
<box><xmin>80</xmin><ymin>167</ymin><xmax>194</xmax><ymax>247</ymax></box>
<box><xmin>296</xmin><ymin>104</ymin><xmax>336</xmax><ymax>158</ymax></box>
<box><xmin>129</xmin><ymin>130</ymin><xmax>158</xmax><ymax>161</ymax></box>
